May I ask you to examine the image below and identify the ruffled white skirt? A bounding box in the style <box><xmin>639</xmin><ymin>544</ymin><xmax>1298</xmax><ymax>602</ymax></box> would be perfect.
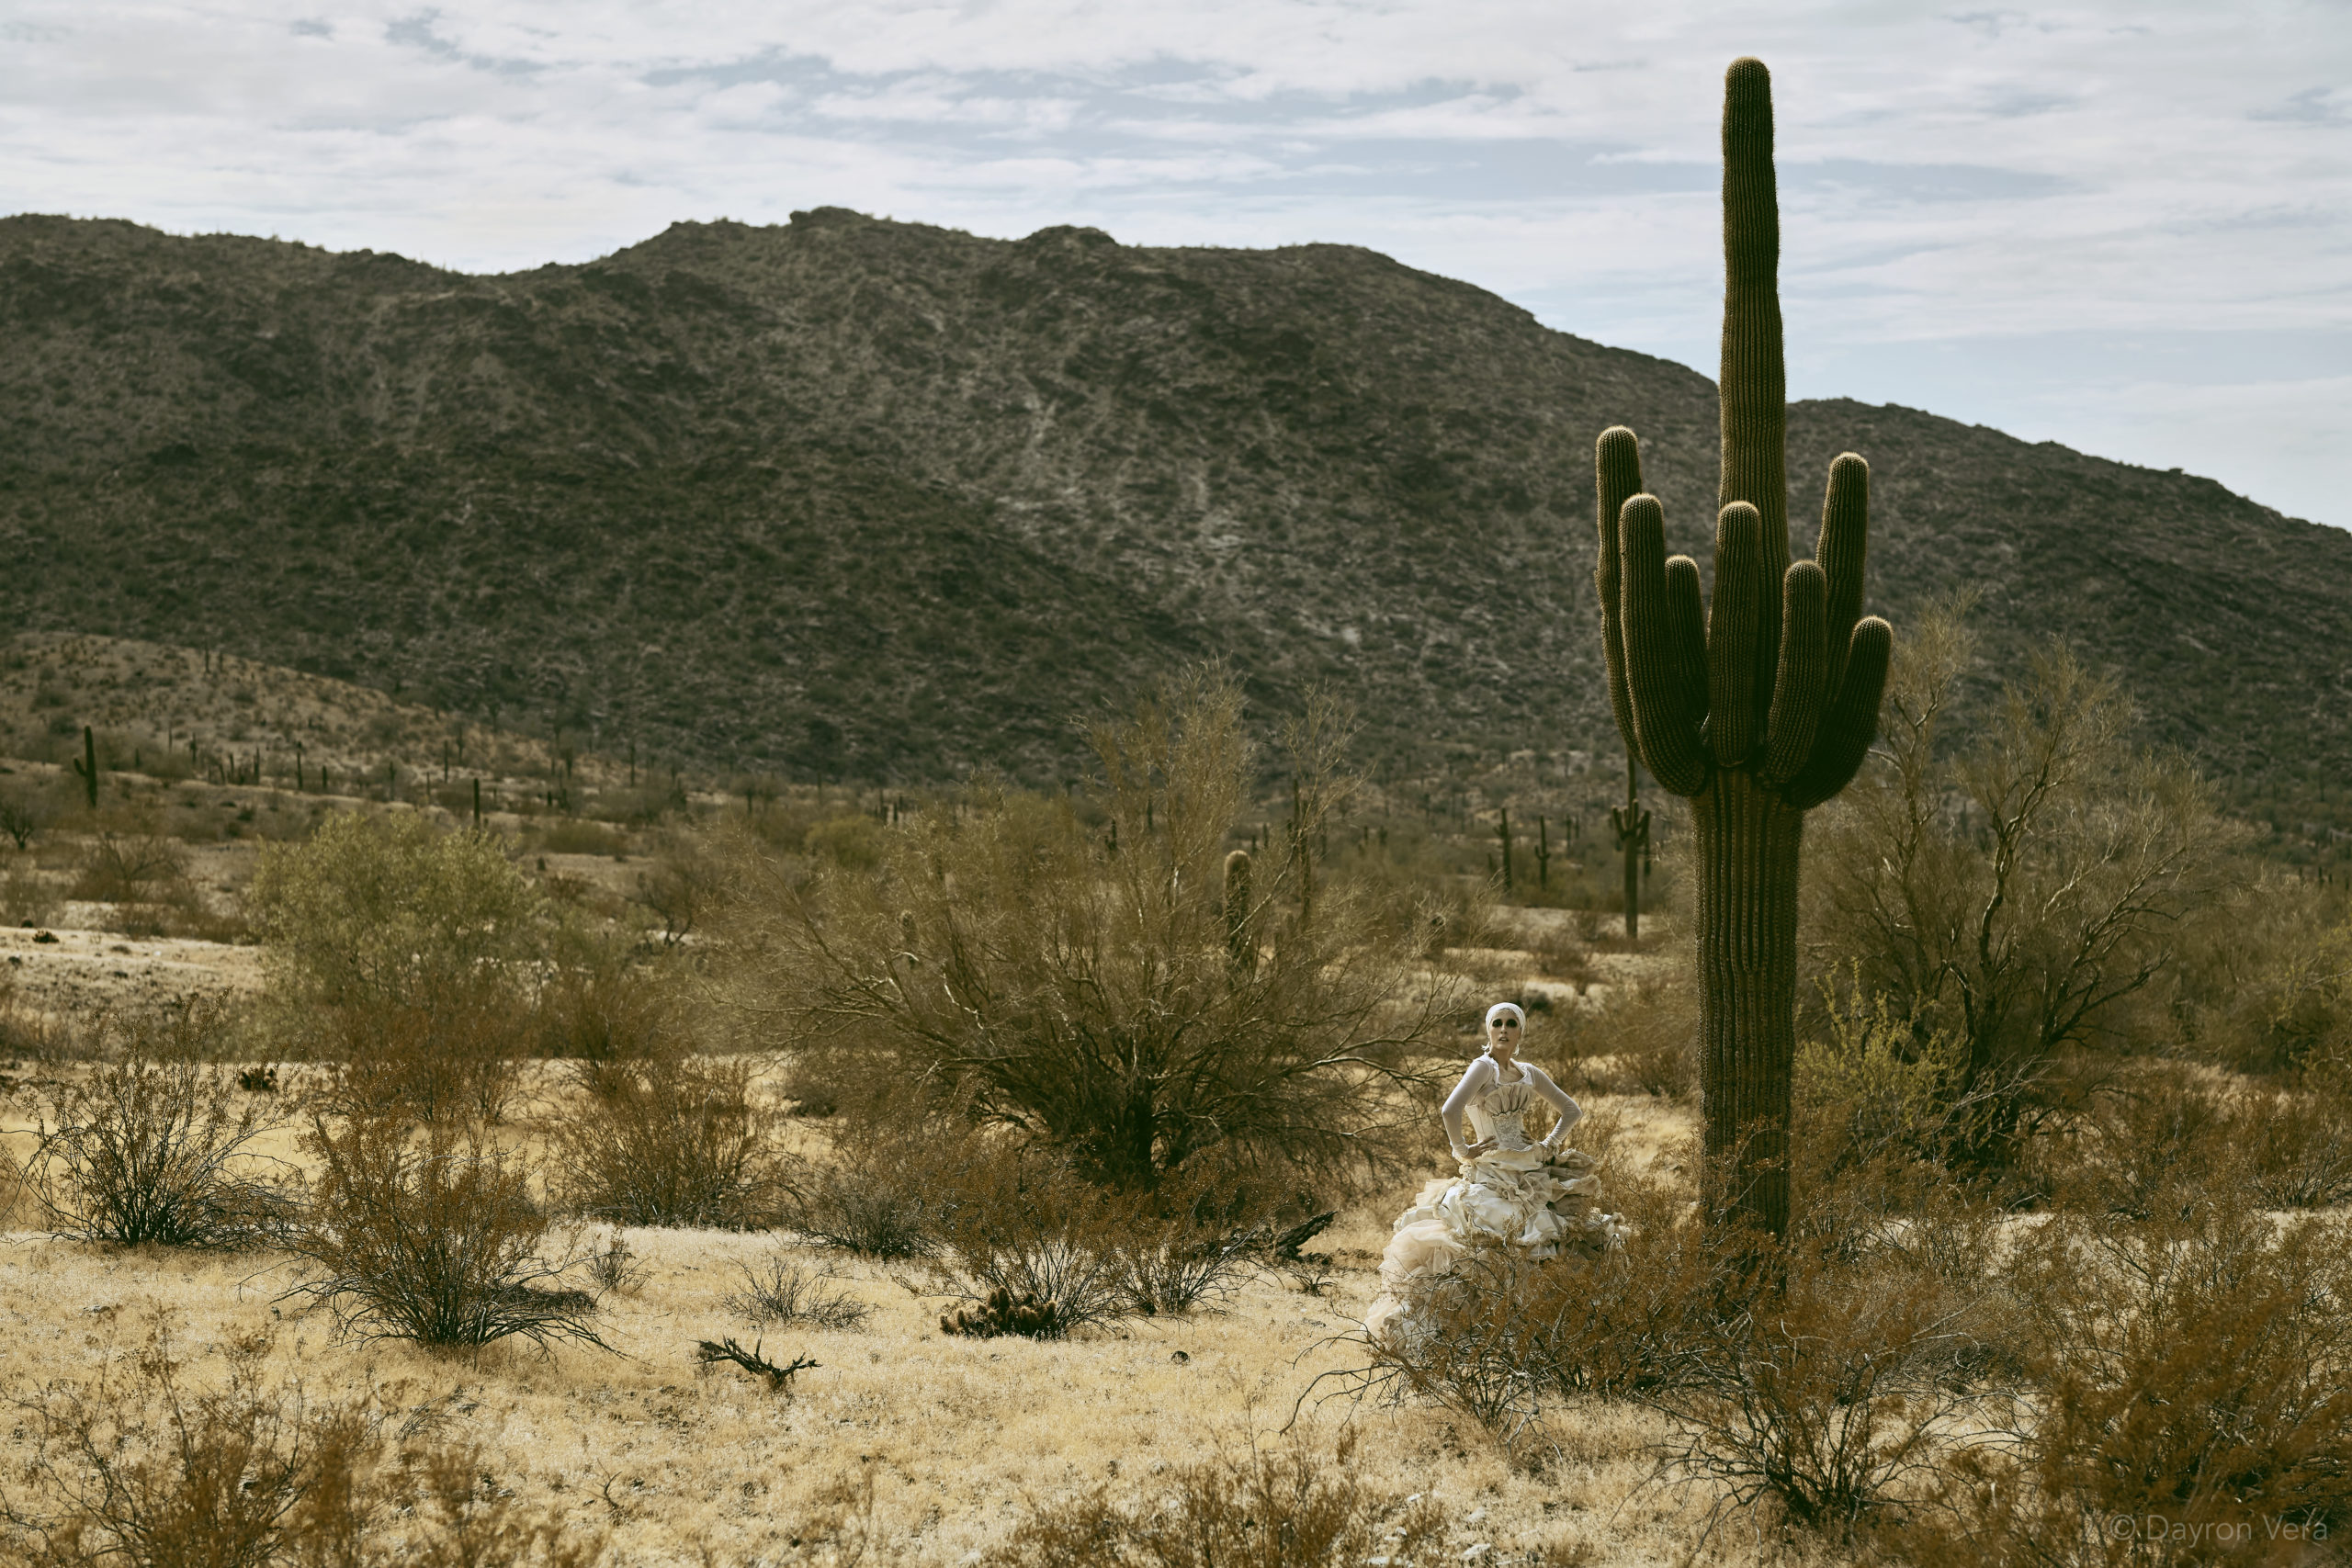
<box><xmin>1363</xmin><ymin>1145</ymin><xmax>1626</xmax><ymax>1347</ymax></box>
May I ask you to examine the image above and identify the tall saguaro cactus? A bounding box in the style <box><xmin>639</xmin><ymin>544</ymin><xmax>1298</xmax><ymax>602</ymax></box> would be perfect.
<box><xmin>1593</xmin><ymin>58</ymin><xmax>1894</xmax><ymax>1240</ymax></box>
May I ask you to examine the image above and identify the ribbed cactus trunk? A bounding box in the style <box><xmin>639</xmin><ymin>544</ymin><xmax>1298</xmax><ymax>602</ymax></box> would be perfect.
<box><xmin>1691</xmin><ymin>773</ymin><xmax>1804</xmax><ymax>1234</ymax></box>
<box><xmin>1592</xmin><ymin>59</ymin><xmax>1894</xmax><ymax>1242</ymax></box>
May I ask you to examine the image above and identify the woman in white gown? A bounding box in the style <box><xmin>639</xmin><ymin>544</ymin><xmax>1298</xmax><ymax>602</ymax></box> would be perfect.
<box><xmin>1364</xmin><ymin>1002</ymin><xmax>1624</xmax><ymax>1346</ymax></box>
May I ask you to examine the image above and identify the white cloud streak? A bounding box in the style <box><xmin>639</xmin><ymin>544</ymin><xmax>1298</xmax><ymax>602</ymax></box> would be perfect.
<box><xmin>1</xmin><ymin>0</ymin><xmax>2346</xmax><ymax>521</ymax></box>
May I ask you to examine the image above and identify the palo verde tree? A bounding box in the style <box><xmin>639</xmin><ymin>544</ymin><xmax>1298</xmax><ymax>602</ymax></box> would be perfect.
<box><xmin>729</xmin><ymin>666</ymin><xmax>1452</xmax><ymax>1190</ymax></box>
<box><xmin>1592</xmin><ymin>58</ymin><xmax>1894</xmax><ymax>1239</ymax></box>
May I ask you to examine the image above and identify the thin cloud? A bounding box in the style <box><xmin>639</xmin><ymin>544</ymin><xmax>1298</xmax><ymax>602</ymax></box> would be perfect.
<box><xmin>0</xmin><ymin>0</ymin><xmax>2343</xmax><ymax>522</ymax></box>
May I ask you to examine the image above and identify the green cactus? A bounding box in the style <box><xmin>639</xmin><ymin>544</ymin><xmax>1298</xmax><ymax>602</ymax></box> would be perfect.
<box><xmin>69</xmin><ymin>725</ymin><xmax>97</xmax><ymax>810</ymax></box>
<box><xmin>1592</xmin><ymin>58</ymin><xmax>1894</xmax><ymax>1241</ymax></box>
<box><xmin>1609</xmin><ymin>753</ymin><xmax>1651</xmax><ymax>942</ymax></box>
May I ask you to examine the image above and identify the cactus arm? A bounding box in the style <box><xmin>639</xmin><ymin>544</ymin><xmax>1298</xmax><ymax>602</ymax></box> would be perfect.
<box><xmin>1815</xmin><ymin>454</ymin><xmax>1870</xmax><ymax>697</ymax></box>
<box><xmin>1665</xmin><ymin>556</ymin><xmax>1710</xmax><ymax>715</ymax></box>
<box><xmin>1706</xmin><ymin>502</ymin><xmax>1766</xmax><ymax>768</ymax></box>
<box><xmin>1760</xmin><ymin>561</ymin><xmax>1828</xmax><ymax>785</ymax></box>
<box><xmin>1782</xmin><ymin>616</ymin><xmax>1894</xmax><ymax>810</ymax></box>
<box><xmin>1618</xmin><ymin>495</ymin><xmax>1712</xmax><ymax>795</ymax></box>
<box><xmin>1719</xmin><ymin>56</ymin><xmax>1790</xmax><ymax>696</ymax></box>
<box><xmin>1594</xmin><ymin>426</ymin><xmax>1649</xmax><ymax>757</ymax></box>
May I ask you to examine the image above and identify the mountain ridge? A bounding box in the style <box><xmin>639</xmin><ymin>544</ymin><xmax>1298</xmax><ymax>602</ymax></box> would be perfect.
<box><xmin>5</xmin><ymin>209</ymin><xmax>2346</xmax><ymax>852</ymax></box>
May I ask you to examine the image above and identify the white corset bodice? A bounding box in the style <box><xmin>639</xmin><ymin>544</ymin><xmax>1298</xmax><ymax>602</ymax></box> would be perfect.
<box><xmin>1467</xmin><ymin>1077</ymin><xmax>1539</xmax><ymax>1151</ymax></box>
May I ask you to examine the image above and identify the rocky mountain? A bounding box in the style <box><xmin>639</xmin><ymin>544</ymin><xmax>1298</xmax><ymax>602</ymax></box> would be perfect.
<box><xmin>4</xmin><ymin>209</ymin><xmax>2346</xmax><ymax>845</ymax></box>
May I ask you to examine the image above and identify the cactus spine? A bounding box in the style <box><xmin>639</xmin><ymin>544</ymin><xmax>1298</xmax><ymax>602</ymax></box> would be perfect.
<box><xmin>1592</xmin><ymin>58</ymin><xmax>1894</xmax><ymax>1241</ymax></box>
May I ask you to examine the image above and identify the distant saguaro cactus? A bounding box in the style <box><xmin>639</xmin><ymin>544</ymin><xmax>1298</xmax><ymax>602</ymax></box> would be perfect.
<box><xmin>1609</xmin><ymin>753</ymin><xmax>1650</xmax><ymax>942</ymax></box>
<box><xmin>1592</xmin><ymin>58</ymin><xmax>1894</xmax><ymax>1241</ymax></box>
<box><xmin>70</xmin><ymin>725</ymin><xmax>97</xmax><ymax>810</ymax></box>
<box><xmin>1222</xmin><ymin>849</ymin><xmax>1255</xmax><ymax>977</ymax></box>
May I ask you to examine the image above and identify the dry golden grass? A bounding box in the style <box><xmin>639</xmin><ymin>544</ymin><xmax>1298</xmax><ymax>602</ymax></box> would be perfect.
<box><xmin>0</xmin><ymin>1055</ymin><xmax>1730</xmax><ymax>1566</ymax></box>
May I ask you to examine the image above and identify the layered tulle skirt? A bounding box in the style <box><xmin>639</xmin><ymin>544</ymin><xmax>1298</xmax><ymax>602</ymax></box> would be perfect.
<box><xmin>1363</xmin><ymin>1145</ymin><xmax>1626</xmax><ymax>1347</ymax></box>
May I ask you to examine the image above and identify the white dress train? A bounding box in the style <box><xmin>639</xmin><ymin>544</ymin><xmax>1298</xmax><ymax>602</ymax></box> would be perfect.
<box><xmin>1363</xmin><ymin>1066</ymin><xmax>1625</xmax><ymax>1347</ymax></box>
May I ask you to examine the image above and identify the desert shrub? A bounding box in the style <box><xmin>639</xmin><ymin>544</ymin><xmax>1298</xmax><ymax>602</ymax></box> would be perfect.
<box><xmin>1108</xmin><ymin>1167</ymin><xmax>1265</xmax><ymax>1317</ymax></box>
<box><xmin>279</xmin><ymin>1114</ymin><xmax>607</xmax><ymax>1354</ymax></box>
<box><xmin>2056</xmin><ymin>1067</ymin><xmax>2236</xmax><ymax>1220</ymax></box>
<box><xmin>1887</xmin><ymin>1199</ymin><xmax>2352</xmax><ymax>1563</ymax></box>
<box><xmin>788</xmin><ymin>1127</ymin><xmax>940</xmax><ymax>1258</ymax></box>
<box><xmin>582</xmin><ymin>1230</ymin><xmax>645</xmax><ymax>1297</ymax></box>
<box><xmin>2167</xmin><ymin>868</ymin><xmax>2352</xmax><ymax>1077</ymax></box>
<box><xmin>0</xmin><ymin>777</ymin><xmax>54</xmax><ymax>851</ymax></box>
<box><xmin>529</xmin><ymin>935</ymin><xmax>676</xmax><ymax>1064</ymax></box>
<box><xmin>64</xmin><ymin>827</ymin><xmax>233</xmax><ymax>940</ymax></box>
<box><xmin>0</xmin><ymin>973</ymin><xmax>79</xmax><ymax>1060</ymax></box>
<box><xmin>1793</xmin><ymin>976</ymin><xmax>1972</xmax><ymax>1179</ymax></box>
<box><xmin>931</xmin><ymin>1144</ymin><xmax>1135</xmax><ymax>1339</ymax></box>
<box><xmin>981</xmin><ymin>1429</ymin><xmax>1445</xmax><ymax>1567</ymax></box>
<box><xmin>248</xmin><ymin>811</ymin><xmax>545</xmax><ymax>1026</ymax></box>
<box><xmin>722</xmin><ymin>1255</ymin><xmax>874</xmax><ymax>1331</ymax></box>
<box><xmin>778</xmin><ymin>1058</ymin><xmax>842</xmax><ymax>1117</ymax></box>
<box><xmin>532</xmin><ymin>818</ymin><xmax>626</xmax><ymax>857</ymax></box>
<box><xmin>801</xmin><ymin>814</ymin><xmax>886</xmax><ymax>870</ymax></box>
<box><xmin>1</xmin><ymin>858</ymin><xmax>58</xmax><ymax>929</ymax></box>
<box><xmin>68</xmin><ymin>829</ymin><xmax>191</xmax><ymax>905</ymax></box>
<box><xmin>722</xmin><ymin>670</ymin><xmax>1453</xmax><ymax>1189</ymax></box>
<box><xmin>2235</xmin><ymin>1079</ymin><xmax>2352</xmax><ymax>1209</ymax></box>
<box><xmin>549</xmin><ymin>1056</ymin><xmax>788</xmax><ymax>1229</ymax></box>
<box><xmin>1549</xmin><ymin>976</ymin><xmax>1696</xmax><ymax>1100</ymax></box>
<box><xmin>0</xmin><ymin>1311</ymin><xmax>601</xmax><ymax>1568</ymax></box>
<box><xmin>22</xmin><ymin>1003</ymin><xmax>292</xmax><ymax>1247</ymax></box>
<box><xmin>308</xmin><ymin>999</ymin><xmax>526</xmax><ymax>1124</ymax></box>
<box><xmin>1807</xmin><ymin>602</ymin><xmax>2239</xmax><ymax>1175</ymax></box>
<box><xmin>1642</xmin><ymin>1250</ymin><xmax>2006</xmax><ymax>1537</ymax></box>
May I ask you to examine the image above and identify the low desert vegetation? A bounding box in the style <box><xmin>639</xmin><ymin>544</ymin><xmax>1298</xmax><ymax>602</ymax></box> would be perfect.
<box><xmin>3</xmin><ymin>644</ymin><xmax>2349</xmax><ymax>1563</ymax></box>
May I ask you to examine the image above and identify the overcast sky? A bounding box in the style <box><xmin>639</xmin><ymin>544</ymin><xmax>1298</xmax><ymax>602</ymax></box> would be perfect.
<box><xmin>5</xmin><ymin>1</ymin><xmax>2346</xmax><ymax>526</ymax></box>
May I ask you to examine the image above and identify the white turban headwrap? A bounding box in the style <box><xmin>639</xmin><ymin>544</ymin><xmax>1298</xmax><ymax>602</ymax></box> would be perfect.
<box><xmin>1485</xmin><ymin>1001</ymin><xmax>1526</xmax><ymax>1033</ymax></box>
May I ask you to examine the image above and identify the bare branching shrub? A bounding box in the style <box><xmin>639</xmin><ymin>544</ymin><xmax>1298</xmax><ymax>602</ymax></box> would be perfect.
<box><xmin>932</xmin><ymin>1145</ymin><xmax>1135</xmax><ymax>1339</ymax></box>
<box><xmin>308</xmin><ymin>998</ymin><xmax>526</xmax><ymax>1124</ymax></box>
<box><xmin>1809</xmin><ymin>598</ymin><xmax>2239</xmax><ymax>1174</ymax></box>
<box><xmin>550</xmin><ymin>1057</ymin><xmax>789</xmax><ymax>1229</ymax></box>
<box><xmin>1888</xmin><ymin>1199</ymin><xmax>2352</xmax><ymax>1562</ymax></box>
<box><xmin>560</xmin><ymin>1239</ymin><xmax>630</xmax><ymax>1311</ymax></box>
<box><xmin>0</xmin><ymin>1312</ymin><xmax>602</xmax><ymax>1568</ymax></box>
<box><xmin>530</xmin><ymin>935</ymin><xmax>677</xmax><ymax>1066</ymax></box>
<box><xmin>981</xmin><ymin>1429</ymin><xmax>1445</xmax><ymax>1567</ymax></box>
<box><xmin>1642</xmin><ymin>1253</ymin><xmax>2004</xmax><ymax>1537</ymax></box>
<box><xmin>722</xmin><ymin>1255</ymin><xmax>874</xmax><ymax>1331</ymax></box>
<box><xmin>69</xmin><ymin>829</ymin><xmax>193</xmax><ymax>905</ymax></box>
<box><xmin>2236</xmin><ymin>1080</ymin><xmax>2352</xmax><ymax>1209</ymax></box>
<box><xmin>66</xmin><ymin>827</ymin><xmax>231</xmax><ymax>940</ymax></box>
<box><xmin>2</xmin><ymin>1315</ymin><xmax>377</xmax><ymax>1568</ymax></box>
<box><xmin>0</xmin><ymin>778</ymin><xmax>54</xmax><ymax>851</ymax></box>
<box><xmin>631</xmin><ymin>830</ymin><xmax>721</xmax><ymax>948</ymax></box>
<box><xmin>788</xmin><ymin>1126</ymin><xmax>940</xmax><ymax>1258</ymax></box>
<box><xmin>390</xmin><ymin>1442</ymin><xmax>604</xmax><ymax>1568</ymax></box>
<box><xmin>718</xmin><ymin>667</ymin><xmax>1453</xmax><ymax>1189</ymax></box>
<box><xmin>23</xmin><ymin>1003</ymin><xmax>291</xmax><ymax>1247</ymax></box>
<box><xmin>1108</xmin><ymin>1166</ymin><xmax>1265</xmax><ymax>1317</ymax></box>
<box><xmin>1549</xmin><ymin>977</ymin><xmax>1695</xmax><ymax>1100</ymax></box>
<box><xmin>279</xmin><ymin>1115</ymin><xmax>607</xmax><ymax>1355</ymax></box>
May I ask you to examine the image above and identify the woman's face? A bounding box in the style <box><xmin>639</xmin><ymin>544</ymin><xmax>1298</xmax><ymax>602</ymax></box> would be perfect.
<box><xmin>1486</xmin><ymin>1012</ymin><xmax>1521</xmax><ymax>1059</ymax></box>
